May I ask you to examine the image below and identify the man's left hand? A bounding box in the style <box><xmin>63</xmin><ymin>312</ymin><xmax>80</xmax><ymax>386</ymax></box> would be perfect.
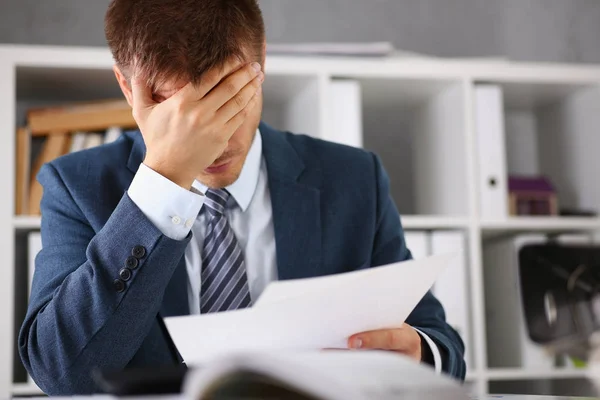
<box><xmin>348</xmin><ymin>323</ymin><xmax>422</xmax><ymax>362</ymax></box>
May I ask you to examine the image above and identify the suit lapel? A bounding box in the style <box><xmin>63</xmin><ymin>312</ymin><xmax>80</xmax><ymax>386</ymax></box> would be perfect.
<box><xmin>125</xmin><ymin>131</ymin><xmax>190</xmax><ymax>317</ymax></box>
<box><xmin>260</xmin><ymin>123</ymin><xmax>322</xmax><ymax>281</ymax></box>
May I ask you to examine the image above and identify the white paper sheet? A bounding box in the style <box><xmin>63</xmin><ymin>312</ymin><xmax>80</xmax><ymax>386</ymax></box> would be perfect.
<box><xmin>165</xmin><ymin>253</ymin><xmax>456</xmax><ymax>366</ymax></box>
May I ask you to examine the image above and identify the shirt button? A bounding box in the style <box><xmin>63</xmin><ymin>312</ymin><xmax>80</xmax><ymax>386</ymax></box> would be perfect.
<box><xmin>114</xmin><ymin>279</ymin><xmax>126</xmax><ymax>293</ymax></box>
<box><xmin>126</xmin><ymin>256</ymin><xmax>139</xmax><ymax>270</ymax></box>
<box><xmin>119</xmin><ymin>268</ymin><xmax>132</xmax><ymax>282</ymax></box>
<box><xmin>171</xmin><ymin>216</ymin><xmax>182</xmax><ymax>225</ymax></box>
<box><xmin>132</xmin><ymin>245</ymin><xmax>146</xmax><ymax>259</ymax></box>
<box><xmin>185</xmin><ymin>219</ymin><xmax>194</xmax><ymax>229</ymax></box>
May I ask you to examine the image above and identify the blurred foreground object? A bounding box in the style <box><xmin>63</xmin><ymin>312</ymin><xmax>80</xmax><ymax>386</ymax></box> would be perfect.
<box><xmin>182</xmin><ymin>351</ymin><xmax>468</xmax><ymax>400</ymax></box>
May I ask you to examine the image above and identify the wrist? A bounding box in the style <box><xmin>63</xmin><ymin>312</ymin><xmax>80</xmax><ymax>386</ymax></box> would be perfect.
<box><xmin>143</xmin><ymin>158</ymin><xmax>195</xmax><ymax>189</ymax></box>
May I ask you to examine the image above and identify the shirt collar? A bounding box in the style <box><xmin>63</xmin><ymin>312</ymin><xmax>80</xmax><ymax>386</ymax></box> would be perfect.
<box><xmin>192</xmin><ymin>129</ymin><xmax>262</xmax><ymax>212</ymax></box>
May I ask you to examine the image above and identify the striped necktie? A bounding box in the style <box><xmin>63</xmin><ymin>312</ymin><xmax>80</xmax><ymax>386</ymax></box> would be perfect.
<box><xmin>200</xmin><ymin>189</ymin><xmax>252</xmax><ymax>313</ymax></box>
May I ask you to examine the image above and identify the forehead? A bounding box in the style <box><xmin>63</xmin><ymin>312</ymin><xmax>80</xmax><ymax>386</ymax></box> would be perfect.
<box><xmin>153</xmin><ymin>78</ymin><xmax>188</xmax><ymax>96</ymax></box>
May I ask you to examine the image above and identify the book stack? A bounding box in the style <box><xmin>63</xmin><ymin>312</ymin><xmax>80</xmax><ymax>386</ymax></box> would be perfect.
<box><xmin>15</xmin><ymin>99</ymin><xmax>137</xmax><ymax>216</ymax></box>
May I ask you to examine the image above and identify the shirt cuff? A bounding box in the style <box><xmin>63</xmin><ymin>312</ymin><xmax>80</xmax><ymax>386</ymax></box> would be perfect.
<box><xmin>414</xmin><ymin>328</ymin><xmax>442</xmax><ymax>374</ymax></box>
<box><xmin>128</xmin><ymin>163</ymin><xmax>204</xmax><ymax>240</ymax></box>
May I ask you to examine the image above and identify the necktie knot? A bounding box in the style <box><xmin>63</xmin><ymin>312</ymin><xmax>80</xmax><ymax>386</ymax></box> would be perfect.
<box><xmin>204</xmin><ymin>189</ymin><xmax>230</xmax><ymax>216</ymax></box>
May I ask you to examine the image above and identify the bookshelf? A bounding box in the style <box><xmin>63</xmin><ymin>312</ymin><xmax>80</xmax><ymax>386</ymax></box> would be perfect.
<box><xmin>1</xmin><ymin>45</ymin><xmax>599</xmax><ymax>399</ymax></box>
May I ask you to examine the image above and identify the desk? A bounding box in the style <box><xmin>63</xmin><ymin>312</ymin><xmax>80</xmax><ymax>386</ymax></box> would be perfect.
<box><xmin>482</xmin><ymin>397</ymin><xmax>598</xmax><ymax>400</ymax></box>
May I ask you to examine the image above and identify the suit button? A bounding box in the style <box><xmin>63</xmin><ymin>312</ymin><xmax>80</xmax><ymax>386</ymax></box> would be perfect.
<box><xmin>132</xmin><ymin>245</ymin><xmax>146</xmax><ymax>259</ymax></box>
<box><xmin>119</xmin><ymin>268</ymin><xmax>132</xmax><ymax>282</ymax></box>
<box><xmin>126</xmin><ymin>256</ymin><xmax>139</xmax><ymax>270</ymax></box>
<box><xmin>114</xmin><ymin>279</ymin><xmax>126</xmax><ymax>293</ymax></box>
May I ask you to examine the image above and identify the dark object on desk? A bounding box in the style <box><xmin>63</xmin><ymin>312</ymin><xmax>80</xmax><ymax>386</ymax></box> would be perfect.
<box><xmin>560</xmin><ymin>208</ymin><xmax>598</xmax><ymax>217</ymax></box>
<box><xmin>508</xmin><ymin>176</ymin><xmax>558</xmax><ymax>216</ymax></box>
<box><xmin>92</xmin><ymin>364</ymin><xmax>188</xmax><ymax>395</ymax></box>
<box><xmin>519</xmin><ymin>243</ymin><xmax>600</xmax><ymax>359</ymax></box>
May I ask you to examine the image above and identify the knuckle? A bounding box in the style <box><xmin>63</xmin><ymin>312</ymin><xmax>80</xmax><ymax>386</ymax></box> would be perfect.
<box><xmin>239</xmin><ymin>107</ymin><xmax>250</xmax><ymax>119</ymax></box>
<box><xmin>224</xmin><ymin>80</ymin><xmax>238</xmax><ymax>96</ymax></box>
<box><xmin>233</xmin><ymin>93</ymin><xmax>246</xmax><ymax>109</ymax></box>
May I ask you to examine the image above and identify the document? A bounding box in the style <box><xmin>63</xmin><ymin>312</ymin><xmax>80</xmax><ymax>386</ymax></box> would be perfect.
<box><xmin>165</xmin><ymin>253</ymin><xmax>456</xmax><ymax>366</ymax></box>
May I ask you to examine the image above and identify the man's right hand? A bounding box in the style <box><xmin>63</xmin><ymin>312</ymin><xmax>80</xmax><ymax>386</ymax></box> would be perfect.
<box><xmin>131</xmin><ymin>59</ymin><xmax>264</xmax><ymax>189</ymax></box>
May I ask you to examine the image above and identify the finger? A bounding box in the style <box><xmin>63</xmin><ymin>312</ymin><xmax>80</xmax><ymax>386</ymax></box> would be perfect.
<box><xmin>172</xmin><ymin>57</ymin><xmax>247</xmax><ymax>103</ymax></box>
<box><xmin>203</xmin><ymin>62</ymin><xmax>262</xmax><ymax>110</ymax></box>
<box><xmin>348</xmin><ymin>328</ymin><xmax>410</xmax><ymax>351</ymax></box>
<box><xmin>223</xmin><ymin>87</ymin><xmax>261</xmax><ymax>134</ymax></box>
<box><xmin>130</xmin><ymin>76</ymin><xmax>156</xmax><ymax>119</ymax></box>
<box><xmin>215</xmin><ymin>73</ymin><xmax>263</xmax><ymax>123</ymax></box>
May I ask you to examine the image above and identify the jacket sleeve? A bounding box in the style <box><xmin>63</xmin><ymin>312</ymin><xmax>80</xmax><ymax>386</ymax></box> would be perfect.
<box><xmin>18</xmin><ymin>163</ymin><xmax>191</xmax><ymax>395</ymax></box>
<box><xmin>369</xmin><ymin>153</ymin><xmax>467</xmax><ymax>381</ymax></box>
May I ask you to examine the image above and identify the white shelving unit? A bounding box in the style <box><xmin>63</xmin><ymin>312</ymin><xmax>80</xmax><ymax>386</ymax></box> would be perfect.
<box><xmin>1</xmin><ymin>45</ymin><xmax>599</xmax><ymax>399</ymax></box>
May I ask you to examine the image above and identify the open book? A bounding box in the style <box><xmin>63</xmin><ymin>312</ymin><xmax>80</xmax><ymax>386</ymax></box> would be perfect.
<box><xmin>182</xmin><ymin>351</ymin><xmax>468</xmax><ymax>400</ymax></box>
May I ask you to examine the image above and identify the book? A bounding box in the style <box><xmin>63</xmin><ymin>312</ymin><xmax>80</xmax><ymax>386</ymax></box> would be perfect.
<box><xmin>15</xmin><ymin>127</ymin><xmax>31</xmax><ymax>215</ymax></box>
<box><xmin>404</xmin><ymin>231</ymin><xmax>430</xmax><ymax>260</ymax></box>
<box><xmin>27</xmin><ymin>232</ymin><xmax>42</xmax><ymax>298</ymax></box>
<box><xmin>104</xmin><ymin>126</ymin><xmax>123</xmax><ymax>144</ymax></box>
<box><xmin>69</xmin><ymin>132</ymin><xmax>88</xmax><ymax>153</ymax></box>
<box><xmin>182</xmin><ymin>351</ymin><xmax>468</xmax><ymax>400</ymax></box>
<box><xmin>28</xmin><ymin>133</ymin><xmax>71</xmax><ymax>215</ymax></box>
<box><xmin>27</xmin><ymin>99</ymin><xmax>136</xmax><ymax>135</ymax></box>
<box><xmin>328</xmin><ymin>80</ymin><xmax>363</xmax><ymax>148</ymax></box>
<box><xmin>430</xmin><ymin>232</ymin><xmax>472</xmax><ymax>369</ymax></box>
<box><xmin>83</xmin><ymin>133</ymin><xmax>104</xmax><ymax>150</ymax></box>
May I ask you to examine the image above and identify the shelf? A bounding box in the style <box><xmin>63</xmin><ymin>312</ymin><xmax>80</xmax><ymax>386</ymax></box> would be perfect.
<box><xmin>12</xmin><ymin>382</ymin><xmax>43</xmax><ymax>396</ymax></box>
<box><xmin>486</xmin><ymin>368</ymin><xmax>589</xmax><ymax>381</ymax></box>
<box><xmin>13</xmin><ymin>216</ymin><xmax>41</xmax><ymax>230</ymax></box>
<box><xmin>14</xmin><ymin>215</ymin><xmax>471</xmax><ymax>232</ymax></box>
<box><xmin>401</xmin><ymin>216</ymin><xmax>470</xmax><ymax>230</ymax></box>
<box><xmin>481</xmin><ymin>217</ymin><xmax>600</xmax><ymax>237</ymax></box>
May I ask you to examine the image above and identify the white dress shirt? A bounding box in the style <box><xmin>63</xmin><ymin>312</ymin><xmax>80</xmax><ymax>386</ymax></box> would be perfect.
<box><xmin>128</xmin><ymin>129</ymin><xmax>441</xmax><ymax>372</ymax></box>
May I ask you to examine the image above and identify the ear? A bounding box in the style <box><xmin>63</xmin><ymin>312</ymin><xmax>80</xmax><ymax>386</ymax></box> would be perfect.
<box><xmin>113</xmin><ymin>65</ymin><xmax>134</xmax><ymax>107</ymax></box>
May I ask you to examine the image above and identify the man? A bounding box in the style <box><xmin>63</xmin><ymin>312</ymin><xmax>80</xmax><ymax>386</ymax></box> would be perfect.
<box><xmin>19</xmin><ymin>0</ymin><xmax>465</xmax><ymax>395</ymax></box>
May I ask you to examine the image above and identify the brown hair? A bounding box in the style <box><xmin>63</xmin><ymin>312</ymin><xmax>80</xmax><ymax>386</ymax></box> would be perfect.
<box><xmin>105</xmin><ymin>0</ymin><xmax>265</xmax><ymax>89</ymax></box>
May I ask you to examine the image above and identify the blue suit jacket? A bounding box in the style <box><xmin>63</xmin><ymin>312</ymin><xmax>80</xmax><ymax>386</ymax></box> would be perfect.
<box><xmin>19</xmin><ymin>122</ymin><xmax>465</xmax><ymax>395</ymax></box>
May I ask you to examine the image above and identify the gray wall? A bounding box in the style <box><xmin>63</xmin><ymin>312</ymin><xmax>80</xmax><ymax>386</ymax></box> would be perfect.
<box><xmin>1</xmin><ymin>0</ymin><xmax>600</xmax><ymax>63</ymax></box>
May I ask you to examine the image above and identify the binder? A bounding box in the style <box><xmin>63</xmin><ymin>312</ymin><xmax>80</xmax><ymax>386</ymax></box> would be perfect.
<box><xmin>430</xmin><ymin>231</ymin><xmax>472</xmax><ymax>368</ymax></box>
<box><xmin>474</xmin><ymin>85</ymin><xmax>508</xmax><ymax>219</ymax></box>
<box><xmin>328</xmin><ymin>80</ymin><xmax>363</xmax><ymax>148</ymax></box>
<box><xmin>404</xmin><ymin>231</ymin><xmax>430</xmax><ymax>260</ymax></box>
<box><xmin>484</xmin><ymin>235</ymin><xmax>555</xmax><ymax>368</ymax></box>
<box><xmin>27</xmin><ymin>232</ymin><xmax>42</xmax><ymax>386</ymax></box>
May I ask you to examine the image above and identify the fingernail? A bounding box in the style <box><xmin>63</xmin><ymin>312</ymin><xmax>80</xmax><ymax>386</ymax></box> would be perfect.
<box><xmin>259</xmin><ymin>71</ymin><xmax>265</xmax><ymax>82</ymax></box>
<box><xmin>251</xmin><ymin>62</ymin><xmax>261</xmax><ymax>72</ymax></box>
<box><xmin>351</xmin><ymin>338</ymin><xmax>363</xmax><ymax>349</ymax></box>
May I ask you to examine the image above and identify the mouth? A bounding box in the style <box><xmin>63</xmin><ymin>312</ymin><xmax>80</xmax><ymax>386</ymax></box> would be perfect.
<box><xmin>205</xmin><ymin>158</ymin><xmax>232</xmax><ymax>174</ymax></box>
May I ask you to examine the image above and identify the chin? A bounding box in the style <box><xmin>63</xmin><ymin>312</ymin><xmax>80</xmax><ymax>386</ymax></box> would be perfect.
<box><xmin>199</xmin><ymin>162</ymin><xmax>244</xmax><ymax>189</ymax></box>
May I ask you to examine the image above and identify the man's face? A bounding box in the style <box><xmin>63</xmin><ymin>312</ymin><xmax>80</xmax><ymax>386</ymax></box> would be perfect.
<box><xmin>151</xmin><ymin>77</ymin><xmax>263</xmax><ymax>189</ymax></box>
